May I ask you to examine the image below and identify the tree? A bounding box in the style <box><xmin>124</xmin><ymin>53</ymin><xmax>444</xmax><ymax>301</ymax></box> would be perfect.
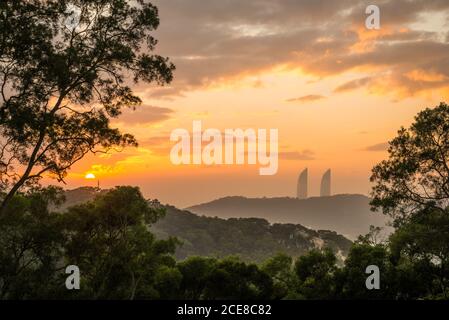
<box><xmin>294</xmin><ymin>249</ymin><xmax>337</xmax><ymax>299</ymax></box>
<box><xmin>153</xmin><ymin>265</ymin><xmax>183</xmax><ymax>299</ymax></box>
<box><xmin>389</xmin><ymin>206</ymin><xmax>449</xmax><ymax>299</ymax></box>
<box><xmin>0</xmin><ymin>186</ymin><xmax>180</xmax><ymax>299</ymax></box>
<box><xmin>0</xmin><ymin>187</ymin><xmax>65</xmax><ymax>299</ymax></box>
<box><xmin>370</xmin><ymin>103</ymin><xmax>449</xmax><ymax>299</ymax></box>
<box><xmin>335</xmin><ymin>243</ymin><xmax>393</xmax><ymax>299</ymax></box>
<box><xmin>61</xmin><ymin>186</ymin><xmax>178</xmax><ymax>299</ymax></box>
<box><xmin>202</xmin><ymin>257</ymin><xmax>274</xmax><ymax>300</ymax></box>
<box><xmin>370</xmin><ymin>102</ymin><xmax>449</xmax><ymax>226</ymax></box>
<box><xmin>261</xmin><ymin>253</ymin><xmax>298</xmax><ymax>299</ymax></box>
<box><xmin>0</xmin><ymin>0</ymin><xmax>174</xmax><ymax>212</ymax></box>
<box><xmin>177</xmin><ymin>256</ymin><xmax>216</xmax><ymax>300</ymax></box>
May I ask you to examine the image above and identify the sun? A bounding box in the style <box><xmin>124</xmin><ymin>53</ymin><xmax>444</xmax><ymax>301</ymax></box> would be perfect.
<box><xmin>85</xmin><ymin>173</ymin><xmax>96</xmax><ymax>180</ymax></box>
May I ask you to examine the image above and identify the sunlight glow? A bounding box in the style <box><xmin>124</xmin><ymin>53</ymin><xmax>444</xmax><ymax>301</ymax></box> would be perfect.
<box><xmin>85</xmin><ymin>173</ymin><xmax>96</xmax><ymax>180</ymax></box>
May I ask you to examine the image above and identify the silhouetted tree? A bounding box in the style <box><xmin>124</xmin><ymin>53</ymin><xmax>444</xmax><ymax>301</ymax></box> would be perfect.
<box><xmin>0</xmin><ymin>1</ymin><xmax>174</xmax><ymax>212</ymax></box>
<box><xmin>370</xmin><ymin>102</ymin><xmax>449</xmax><ymax>226</ymax></box>
<box><xmin>369</xmin><ymin>103</ymin><xmax>449</xmax><ymax>299</ymax></box>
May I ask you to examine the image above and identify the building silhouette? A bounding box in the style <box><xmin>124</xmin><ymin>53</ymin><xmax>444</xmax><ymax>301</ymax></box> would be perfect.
<box><xmin>320</xmin><ymin>169</ymin><xmax>331</xmax><ymax>197</ymax></box>
<box><xmin>297</xmin><ymin>168</ymin><xmax>308</xmax><ymax>199</ymax></box>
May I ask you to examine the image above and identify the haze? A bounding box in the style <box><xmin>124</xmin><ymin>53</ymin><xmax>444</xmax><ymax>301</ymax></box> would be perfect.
<box><xmin>49</xmin><ymin>0</ymin><xmax>449</xmax><ymax>208</ymax></box>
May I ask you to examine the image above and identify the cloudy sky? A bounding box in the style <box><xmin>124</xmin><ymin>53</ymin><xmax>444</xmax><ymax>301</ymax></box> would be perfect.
<box><xmin>62</xmin><ymin>0</ymin><xmax>449</xmax><ymax>207</ymax></box>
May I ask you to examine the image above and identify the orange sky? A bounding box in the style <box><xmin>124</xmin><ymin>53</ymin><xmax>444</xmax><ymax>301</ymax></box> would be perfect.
<box><xmin>50</xmin><ymin>0</ymin><xmax>449</xmax><ymax>207</ymax></box>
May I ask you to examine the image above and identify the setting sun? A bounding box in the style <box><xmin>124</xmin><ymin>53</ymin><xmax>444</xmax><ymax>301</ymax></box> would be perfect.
<box><xmin>85</xmin><ymin>173</ymin><xmax>96</xmax><ymax>180</ymax></box>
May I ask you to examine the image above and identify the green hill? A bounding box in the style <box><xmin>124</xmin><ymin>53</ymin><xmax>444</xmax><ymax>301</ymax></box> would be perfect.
<box><xmin>59</xmin><ymin>187</ymin><xmax>353</xmax><ymax>263</ymax></box>
<box><xmin>152</xmin><ymin>205</ymin><xmax>352</xmax><ymax>263</ymax></box>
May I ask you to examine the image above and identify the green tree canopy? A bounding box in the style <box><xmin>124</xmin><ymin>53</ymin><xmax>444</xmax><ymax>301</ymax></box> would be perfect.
<box><xmin>336</xmin><ymin>243</ymin><xmax>392</xmax><ymax>299</ymax></box>
<box><xmin>203</xmin><ymin>257</ymin><xmax>274</xmax><ymax>300</ymax></box>
<box><xmin>61</xmin><ymin>186</ymin><xmax>178</xmax><ymax>299</ymax></box>
<box><xmin>294</xmin><ymin>249</ymin><xmax>337</xmax><ymax>299</ymax></box>
<box><xmin>0</xmin><ymin>186</ymin><xmax>65</xmax><ymax>299</ymax></box>
<box><xmin>389</xmin><ymin>206</ymin><xmax>449</xmax><ymax>299</ymax></box>
<box><xmin>0</xmin><ymin>186</ymin><xmax>179</xmax><ymax>299</ymax></box>
<box><xmin>261</xmin><ymin>253</ymin><xmax>298</xmax><ymax>299</ymax></box>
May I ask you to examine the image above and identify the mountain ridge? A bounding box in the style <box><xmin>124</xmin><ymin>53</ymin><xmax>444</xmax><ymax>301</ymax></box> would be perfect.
<box><xmin>187</xmin><ymin>194</ymin><xmax>390</xmax><ymax>240</ymax></box>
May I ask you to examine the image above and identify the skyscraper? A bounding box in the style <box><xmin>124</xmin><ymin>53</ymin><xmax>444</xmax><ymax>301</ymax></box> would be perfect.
<box><xmin>297</xmin><ymin>168</ymin><xmax>308</xmax><ymax>199</ymax></box>
<box><xmin>320</xmin><ymin>169</ymin><xmax>331</xmax><ymax>197</ymax></box>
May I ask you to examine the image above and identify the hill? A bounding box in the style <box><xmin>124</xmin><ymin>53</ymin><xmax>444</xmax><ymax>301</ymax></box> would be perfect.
<box><xmin>58</xmin><ymin>187</ymin><xmax>353</xmax><ymax>262</ymax></box>
<box><xmin>187</xmin><ymin>195</ymin><xmax>390</xmax><ymax>240</ymax></box>
<box><xmin>58</xmin><ymin>187</ymin><xmax>107</xmax><ymax>210</ymax></box>
<box><xmin>151</xmin><ymin>205</ymin><xmax>352</xmax><ymax>263</ymax></box>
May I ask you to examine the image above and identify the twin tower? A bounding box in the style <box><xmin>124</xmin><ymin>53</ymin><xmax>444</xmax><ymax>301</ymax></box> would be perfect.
<box><xmin>297</xmin><ymin>168</ymin><xmax>331</xmax><ymax>199</ymax></box>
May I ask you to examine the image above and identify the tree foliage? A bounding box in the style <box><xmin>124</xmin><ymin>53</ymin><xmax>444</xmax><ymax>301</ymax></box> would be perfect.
<box><xmin>388</xmin><ymin>206</ymin><xmax>449</xmax><ymax>299</ymax></box>
<box><xmin>61</xmin><ymin>186</ymin><xmax>177</xmax><ymax>299</ymax></box>
<box><xmin>294</xmin><ymin>249</ymin><xmax>337</xmax><ymax>299</ymax></box>
<box><xmin>1</xmin><ymin>93</ymin><xmax>449</xmax><ymax>299</ymax></box>
<box><xmin>370</xmin><ymin>102</ymin><xmax>449</xmax><ymax>226</ymax></box>
<box><xmin>0</xmin><ymin>186</ymin><xmax>65</xmax><ymax>299</ymax></box>
<box><xmin>0</xmin><ymin>0</ymin><xmax>174</xmax><ymax>211</ymax></box>
<box><xmin>0</xmin><ymin>186</ymin><xmax>178</xmax><ymax>299</ymax></box>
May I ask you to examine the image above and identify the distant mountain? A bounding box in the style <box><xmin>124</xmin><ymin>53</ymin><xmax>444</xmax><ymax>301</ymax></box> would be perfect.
<box><xmin>187</xmin><ymin>195</ymin><xmax>390</xmax><ymax>240</ymax></box>
<box><xmin>58</xmin><ymin>187</ymin><xmax>353</xmax><ymax>263</ymax></box>
<box><xmin>152</xmin><ymin>205</ymin><xmax>352</xmax><ymax>263</ymax></box>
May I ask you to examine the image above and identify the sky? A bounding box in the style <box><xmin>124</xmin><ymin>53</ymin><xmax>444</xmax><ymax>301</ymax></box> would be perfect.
<box><xmin>59</xmin><ymin>0</ymin><xmax>449</xmax><ymax>208</ymax></box>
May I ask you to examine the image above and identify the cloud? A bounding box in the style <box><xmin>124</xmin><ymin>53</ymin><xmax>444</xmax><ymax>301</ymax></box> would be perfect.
<box><xmin>334</xmin><ymin>77</ymin><xmax>373</xmax><ymax>93</ymax></box>
<box><xmin>147</xmin><ymin>0</ymin><xmax>449</xmax><ymax>99</ymax></box>
<box><xmin>278</xmin><ymin>150</ymin><xmax>316</xmax><ymax>160</ymax></box>
<box><xmin>141</xmin><ymin>136</ymin><xmax>172</xmax><ymax>156</ymax></box>
<box><xmin>117</xmin><ymin>106</ymin><xmax>174</xmax><ymax>125</ymax></box>
<box><xmin>364</xmin><ymin>142</ymin><xmax>389</xmax><ymax>152</ymax></box>
<box><xmin>286</xmin><ymin>95</ymin><xmax>326</xmax><ymax>103</ymax></box>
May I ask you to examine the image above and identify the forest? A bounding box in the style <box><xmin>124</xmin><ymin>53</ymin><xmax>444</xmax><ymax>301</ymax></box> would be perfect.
<box><xmin>1</xmin><ymin>179</ymin><xmax>448</xmax><ymax>299</ymax></box>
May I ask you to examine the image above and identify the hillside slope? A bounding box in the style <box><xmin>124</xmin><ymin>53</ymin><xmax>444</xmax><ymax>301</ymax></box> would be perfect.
<box><xmin>58</xmin><ymin>187</ymin><xmax>353</xmax><ymax>262</ymax></box>
<box><xmin>152</xmin><ymin>205</ymin><xmax>352</xmax><ymax>263</ymax></box>
<box><xmin>187</xmin><ymin>195</ymin><xmax>390</xmax><ymax>240</ymax></box>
